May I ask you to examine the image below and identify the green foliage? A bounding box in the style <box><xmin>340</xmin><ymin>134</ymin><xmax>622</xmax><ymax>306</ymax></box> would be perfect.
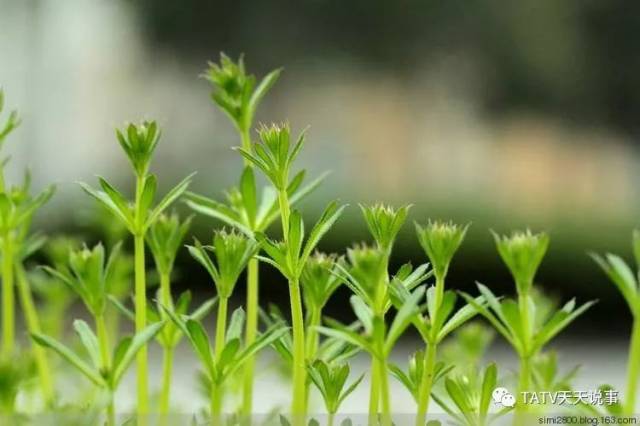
<box><xmin>440</xmin><ymin>322</ymin><xmax>495</xmax><ymax>370</ymax></box>
<box><xmin>42</xmin><ymin>243</ymin><xmax>122</xmax><ymax>317</ymax></box>
<box><xmin>300</xmin><ymin>252</ymin><xmax>343</xmax><ymax>312</ymax></box>
<box><xmin>389</xmin><ymin>350</ymin><xmax>452</xmax><ymax>402</ymax></box>
<box><xmin>0</xmin><ymin>89</ymin><xmax>20</xmax><ymax>147</ymax></box>
<box><xmin>257</xmin><ymin>201</ymin><xmax>346</xmax><ymax>282</ymax></box>
<box><xmin>0</xmin><ymin>176</ymin><xmax>55</xmax><ymax>235</ymax></box>
<box><xmin>186</xmin><ymin>167</ymin><xmax>326</xmax><ymax>238</ymax></box>
<box><xmin>415</xmin><ymin>220</ymin><xmax>469</xmax><ymax>281</ymax></box>
<box><xmin>188</xmin><ymin>229</ymin><xmax>258</xmax><ymax>298</ymax></box>
<box><xmin>307</xmin><ymin>360</ymin><xmax>364</xmax><ymax>414</ymax></box>
<box><xmin>460</xmin><ymin>283</ymin><xmax>594</xmax><ymax>357</ymax></box>
<box><xmin>115</xmin><ymin>121</ymin><xmax>160</xmax><ymax>178</ymax></box>
<box><xmin>492</xmin><ymin>230</ymin><xmax>549</xmax><ymax>295</ymax></box>
<box><xmin>432</xmin><ymin>363</ymin><xmax>509</xmax><ymax>426</ymax></box>
<box><xmin>165</xmin><ymin>307</ymin><xmax>287</xmax><ymax>387</ymax></box>
<box><xmin>236</xmin><ymin>123</ymin><xmax>306</xmax><ymax>191</ymax></box>
<box><xmin>204</xmin><ymin>54</ymin><xmax>281</xmax><ymax>134</ymax></box>
<box><xmin>147</xmin><ymin>212</ymin><xmax>192</xmax><ymax>276</ymax></box>
<box><xmin>360</xmin><ymin>203</ymin><xmax>410</xmax><ymax>254</ymax></box>
<box><xmin>32</xmin><ymin>320</ymin><xmax>164</xmax><ymax>390</ymax></box>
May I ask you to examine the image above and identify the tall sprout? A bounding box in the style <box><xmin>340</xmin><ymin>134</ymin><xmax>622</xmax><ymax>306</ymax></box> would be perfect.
<box><xmin>238</xmin><ymin>122</ymin><xmax>346</xmax><ymax>425</ymax></box>
<box><xmin>36</xmin><ymin>243</ymin><xmax>164</xmax><ymax>425</ymax></box>
<box><xmin>0</xmin><ymin>91</ymin><xmax>55</xmax><ymax>405</ymax></box>
<box><xmin>461</xmin><ymin>230</ymin><xmax>595</xmax><ymax>420</ymax></box>
<box><xmin>80</xmin><ymin>121</ymin><xmax>194</xmax><ymax>418</ymax></box>
<box><xmin>146</xmin><ymin>212</ymin><xmax>192</xmax><ymax>415</ymax></box>
<box><xmin>591</xmin><ymin>230</ymin><xmax>640</xmax><ymax>414</ymax></box>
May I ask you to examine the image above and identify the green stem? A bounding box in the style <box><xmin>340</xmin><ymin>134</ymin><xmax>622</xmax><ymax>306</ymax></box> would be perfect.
<box><xmin>378</xmin><ymin>356</ymin><xmax>392</xmax><ymax>426</ymax></box>
<box><xmin>517</xmin><ymin>354</ymin><xmax>531</xmax><ymax>418</ymax></box>
<box><xmin>327</xmin><ymin>412</ymin><xmax>335</xmax><ymax>426</ymax></box>
<box><xmin>134</xmin><ymin>233</ymin><xmax>148</xmax><ymax>417</ymax></box>
<box><xmin>1</xmin><ymin>233</ymin><xmax>14</xmax><ymax>358</ymax></box>
<box><xmin>211</xmin><ymin>383</ymin><xmax>223</xmax><ymax>426</ymax></box>
<box><xmin>304</xmin><ymin>306</ymin><xmax>321</xmax><ymax>413</ymax></box>
<box><xmin>290</xmin><ymin>279</ymin><xmax>307</xmax><ymax>425</ymax></box>
<box><xmin>624</xmin><ymin>317</ymin><xmax>640</xmax><ymax>414</ymax></box>
<box><xmin>160</xmin><ymin>346</ymin><xmax>174</xmax><ymax>417</ymax></box>
<box><xmin>241</xmin><ymin>257</ymin><xmax>259</xmax><ymax>418</ymax></box>
<box><xmin>240</xmin><ymin>126</ymin><xmax>252</xmax><ymax>165</ymax></box>
<box><xmin>15</xmin><ymin>263</ymin><xmax>54</xmax><ymax>404</ymax></box>
<box><xmin>278</xmin><ymin>189</ymin><xmax>290</xmax><ymax>241</ymax></box>
<box><xmin>415</xmin><ymin>342</ymin><xmax>437</xmax><ymax>426</ymax></box>
<box><xmin>215</xmin><ymin>296</ymin><xmax>228</xmax><ymax>359</ymax></box>
<box><xmin>368</xmin><ymin>356</ymin><xmax>380</xmax><ymax>425</ymax></box>
<box><xmin>107</xmin><ymin>396</ymin><xmax>116</xmax><ymax>426</ymax></box>
<box><xmin>160</xmin><ymin>272</ymin><xmax>173</xmax><ymax>311</ymax></box>
<box><xmin>96</xmin><ymin>314</ymin><xmax>111</xmax><ymax>372</ymax></box>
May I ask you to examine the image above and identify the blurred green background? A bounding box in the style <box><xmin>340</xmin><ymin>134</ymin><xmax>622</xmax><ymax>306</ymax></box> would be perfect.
<box><xmin>2</xmin><ymin>0</ymin><xmax>640</xmax><ymax>335</ymax></box>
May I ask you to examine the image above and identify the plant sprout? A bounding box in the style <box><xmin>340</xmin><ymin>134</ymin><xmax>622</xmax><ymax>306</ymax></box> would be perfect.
<box><xmin>461</xmin><ymin>230</ymin><xmax>595</xmax><ymax>418</ymax></box>
<box><xmin>591</xmin><ymin>230</ymin><xmax>640</xmax><ymax>414</ymax></box>
<box><xmin>307</xmin><ymin>359</ymin><xmax>364</xmax><ymax>426</ymax></box>
<box><xmin>80</xmin><ymin>120</ymin><xmax>194</xmax><ymax>417</ymax></box>
<box><xmin>146</xmin><ymin>212</ymin><xmax>193</xmax><ymax>415</ymax></box>
<box><xmin>36</xmin><ymin>242</ymin><xmax>165</xmax><ymax>425</ymax></box>
<box><xmin>0</xmin><ymin>92</ymin><xmax>56</xmax><ymax>405</ymax></box>
<box><xmin>165</xmin><ymin>306</ymin><xmax>287</xmax><ymax>424</ymax></box>
<box><xmin>318</xmin><ymin>241</ymin><xmax>429</xmax><ymax>426</ymax></box>
<box><xmin>239</xmin><ymin>122</ymin><xmax>346</xmax><ymax>424</ymax></box>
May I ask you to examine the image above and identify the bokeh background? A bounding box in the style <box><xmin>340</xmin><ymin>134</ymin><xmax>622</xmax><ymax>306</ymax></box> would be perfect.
<box><xmin>2</xmin><ymin>0</ymin><xmax>640</xmax><ymax>340</ymax></box>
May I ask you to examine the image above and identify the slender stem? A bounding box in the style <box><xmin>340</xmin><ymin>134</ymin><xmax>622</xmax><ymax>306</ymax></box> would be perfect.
<box><xmin>107</xmin><ymin>396</ymin><xmax>116</xmax><ymax>426</ymax></box>
<box><xmin>517</xmin><ymin>354</ymin><xmax>531</xmax><ymax>418</ymax></box>
<box><xmin>368</xmin><ymin>356</ymin><xmax>380</xmax><ymax>425</ymax></box>
<box><xmin>327</xmin><ymin>412</ymin><xmax>335</xmax><ymax>426</ymax></box>
<box><xmin>415</xmin><ymin>342</ymin><xmax>437</xmax><ymax>426</ymax></box>
<box><xmin>96</xmin><ymin>313</ymin><xmax>114</xmax><ymax>425</ymax></box>
<box><xmin>160</xmin><ymin>346</ymin><xmax>174</xmax><ymax>416</ymax></box>
<box><xmin>241</xmin><ymin>257</ymin><xmax>259</xmax><ymax>418</ymax></box>
<box><xmin>159</xmin><ymin>271</ymin><xmax>174</xmax><ymax>419</ymax></box>
<box><xmin>1</xmin><ymin>233</ymin><xmax>14</xmax><ymax>358</ymax></box>
<box><xmin>378</xmin><ymin>356</ymin><xmax>392</xmax><ymax>426</ymax></box>
<box><xmin>215</xmin><ymin>296</ymin><xmax>228</xmax><ymax>359</ymax></box>
<box><xmin>624</xmin><ymin>317</ymin><xmax>640</xmax><ymax>414</ymax></box>
<box><xmin>96</xmin><ymin>314</ymin><xmax>111</xmax><ymax>372</ymax></box>
<box><xmin>134</xmin><ymin>233</ymin><xmax>148</xmax><ymax>417</ymax></box>
<box><xmin>290</xmin><ymin>279</ymin><xmax>307</xmax><ymax>425</ymax></box>
<box><xmin>278</xmin><ymin>189</ymin><xmax>290</xmax><ymax>241</ymax></box>
<box><xmin>15</xmin><ymin>263</ymin><xmax>54</xmax><ymax>404</ymax></box>
<box><xmin>211</xmin><ymin>383</ymin><xmax>223</xmax><ymax>426</ymax></box>
<box><xmin>305</xmin><ymin>306</ymin><xmax>321</xmax><ymax>358</ymax></box>
<box><xmin>240</xmin><ymin>126</ymin><xmax>252</xmax><ymax>166</ymax></box>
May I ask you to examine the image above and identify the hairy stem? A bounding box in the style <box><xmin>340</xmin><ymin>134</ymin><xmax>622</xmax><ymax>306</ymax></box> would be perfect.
<box><xmin>624</xmin><ymin>317</ymin><xmax>640</xmax><ymax>414</ymax></box>
<box><xmin>241</xmin><ymin>257</ymin><xmax>259</xmax><ymax>418</ymax></box>
<box><xmin>240</xmin><ymin>126</ymin><xmax>252</xmax><ymax>166</ymax></box>
<box><xmin>415</xmin><ymin>342</ymin><xmax>437</xmax><ymax>426</ymax></box>
<box><xmin>1</xmin><ymin>233</ymin><xmax>14</xmax><ymax>358</ymax></box>
<box><xmin>517</xmin><ymin>354</ymin><xmax>531</xmax><ymax>418</ymax></box>
<box><xmin>96</xmin><ymin>313</ymin><xmax>114</xmax><ymax>425</ymax></box>
<box><xmin>215</xmin><ymin>296</ymin><xmax>228</xmax><ymax>359</ymax></box>
<box><xmin>15</xmin><ymin>263</ymin><xmax>54</xmax><ymax>404</ymax></box>
<box><xmin>290</xmin><ymin>279</ymin><xmax>307</xmax><ymax>424</ymax></box>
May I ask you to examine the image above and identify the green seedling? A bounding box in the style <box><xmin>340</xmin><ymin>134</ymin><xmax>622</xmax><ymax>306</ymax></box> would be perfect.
<box><xmin>411</xmin><ymin>220</ymin><xmax>472</xmax><ymax>426</ymax></box>
<box><xmin>318</xmin><ymin>243</ymin><xmax>429</xmax><ymax>426</ymax></box>
<box><xmin>203</xmin><ymin>53</ymin><xmax>281</xmax><ymax>155</ymax></box>
<box><xmin>165</xmin><ymin>306</ymin><xmax>287</xmax><ymax>424</ymax></box>
<box><xmin>432</xmin><ymin>363</ymin><xmax>510</xmax><ymax>426</ymax></box>
<box><xmin>389</xmin><ymin>349</ymin><xmax>453</xmax><ymax>404</ymax></box>
<box><xmin>37</xmin><ymin>242</ymin><xmax>164</xmax><ymax>425</ymax></box>
<box><xmin>111</xmin><ymin>289</ymin><xmax>216</xmax><ymax>417</ymax></box>
<box><xmin>591</xmin><ymin>230</ymin><xmax>640</xmax><ymax>414</ymax></box>
<box><xmin>80</xmin><ymin>120</ymin><xmax>194</xmax><ymax>416</ymax></box>
<box><xmin>0</xmin><ymin>144</ymin><xmax>56</xmax><ymax>404</ymax></box>
<box><xmin>460</xmin><ymin>231</ymin><xmax>595</xmax><ymax>418</ymax></box>
<box><xmin>238</xmin><ymin>122</ymin><xmax>345</xmax><ymax>424</ymax></box>
<box><xmin>307</xmin><ymin>360</ymin><xmax>364</xmax><ymax>426</ymax></box>
<box><xmin>440</xmin><ymin>322</ymin><xmax>495</xmax><ymax>371</ymax></box>
<box><xmin>147</xmin><ymin>212</ymin><xmax>192</xmax><ymax>414</ymax></box>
